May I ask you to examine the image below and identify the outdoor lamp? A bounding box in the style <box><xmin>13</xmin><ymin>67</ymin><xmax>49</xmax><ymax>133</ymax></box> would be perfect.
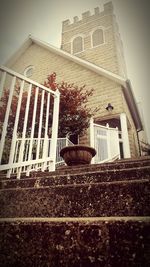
<box><xmin>106</xmin><ymin>103</ymin><xmax>114</xmax><ymax>111</ymax></box>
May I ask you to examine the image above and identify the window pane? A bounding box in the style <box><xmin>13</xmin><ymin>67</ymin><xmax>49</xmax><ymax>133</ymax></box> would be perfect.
<box><xmin>73</xmin><ymin>36</ymin><xmax>83</xmax><ymax>54</ymax></box>
<box><xmin>93</xmin><ymin>29</ymin><xmax>104</xmax><ymax>47</ymax></box>
<box><xmin>24</xmin><ymin>66</ymin><xmax>34</xmax><ymax>77</ymax></box>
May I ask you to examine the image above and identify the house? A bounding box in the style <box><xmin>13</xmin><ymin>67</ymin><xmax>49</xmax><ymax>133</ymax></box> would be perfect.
<box><xmin>0</xmin><ymin>2</ymin><xmax>144</xmax><ymax>176</ymax></box>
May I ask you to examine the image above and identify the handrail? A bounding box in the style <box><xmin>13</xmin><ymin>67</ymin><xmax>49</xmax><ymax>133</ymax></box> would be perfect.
<box><xmin>0</xmin><ymin>66</ymin><xmax>58</xmax><ymax>96</ymax></box>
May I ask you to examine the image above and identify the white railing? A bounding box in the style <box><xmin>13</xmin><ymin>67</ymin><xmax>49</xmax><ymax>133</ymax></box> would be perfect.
<box><xmin>0</xmin><ymin>66</ymin><xmax>60</xmax><ymax>178</ymax></box>
<box><xmin>11</xmin><ymin>137</ymin><xmax>73</xmax><ymax>174</ymax></box>
<box><xmin>90</xmin><ymin>118</ymin><xmax>120</xmax><ymax>163</ymax></box>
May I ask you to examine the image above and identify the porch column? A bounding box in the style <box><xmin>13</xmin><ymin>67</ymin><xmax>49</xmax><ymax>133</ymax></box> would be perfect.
<box><xmin>120</xmin><ymin>113</ymin><xmax>131</xmax><ymax>158</ymax></box>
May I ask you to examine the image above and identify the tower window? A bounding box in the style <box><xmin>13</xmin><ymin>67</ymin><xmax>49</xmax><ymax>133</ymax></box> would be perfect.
<box><xmin>72</xmin><ymin>36</ymin><xmax>83</xmax><ymax>54</ymax></box>
<box><xmin>92</xmin><ymin>29</ymin><xmax>104</xmax><ymax>47</ymax></box>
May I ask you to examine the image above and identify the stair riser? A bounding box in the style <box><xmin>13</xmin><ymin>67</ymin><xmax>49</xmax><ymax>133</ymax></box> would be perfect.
<box><xmin>0</xmin><ymin>181</ymin><xmax>149</xmax><ymax>217</ymax></box>
<box><xmin>0</xmin><ymin>220</ymin><xmax>149</xmax><ymax>267</ymax></box>
<box><xmin>54</xmin><ymin>159</ymin><xmax>150</xmax><ymax>175</ymax></box>
<box><xmin>0</xmin><ymin>167</ymin><xmax>150</xmax><ymax>189</ymax></box>
<box><xmin>1</xmin><ymin>159</ymin><xmax>150</xmax><ymax>181</ymax></box>
<box><xmin>19</xmin><ymin>159</ymin><xmax>150</xmax><ymax>178</ymax></box>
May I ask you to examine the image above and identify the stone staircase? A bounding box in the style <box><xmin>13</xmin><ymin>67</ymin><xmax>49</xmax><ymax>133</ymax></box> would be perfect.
<box><xmin>0</xmin><ymin>156</ymin><xmax>150</xmax><ymax>267</ymax></box>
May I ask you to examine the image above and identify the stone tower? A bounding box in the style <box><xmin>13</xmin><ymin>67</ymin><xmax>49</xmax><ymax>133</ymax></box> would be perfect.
<box><xmin>61</xmin><ymin>1</ymin><xmax>127</xmax><ymax>77</ymax></box>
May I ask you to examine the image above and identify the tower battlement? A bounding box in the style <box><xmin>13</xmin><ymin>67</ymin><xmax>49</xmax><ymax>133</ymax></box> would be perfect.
<box><xmin>61</xmin><ymin>1</ymin><xmax>126</xmax><ymax>77</ymax></box>
<box><xmin>62</xmin><ymin>2</ymin><xmax>113</xmax><ymax>31</ymax></box>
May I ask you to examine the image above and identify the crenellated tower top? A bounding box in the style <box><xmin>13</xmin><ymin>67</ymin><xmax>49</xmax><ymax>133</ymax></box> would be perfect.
<box><xmin>61</xmin><ymin>1</ymin><xmax>127</xmax><ymax>77</ymax></box>
<box><xmin>62</xmin><ymin>2</ymin><xmax>113</xmax><ymax>31</ymax></box>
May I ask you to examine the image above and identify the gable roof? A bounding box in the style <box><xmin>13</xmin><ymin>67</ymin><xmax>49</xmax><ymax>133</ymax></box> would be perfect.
<box><xmin>4</xmin><ymin>35</ymin><xmax>143</xmax><ymax>131</ymax></box>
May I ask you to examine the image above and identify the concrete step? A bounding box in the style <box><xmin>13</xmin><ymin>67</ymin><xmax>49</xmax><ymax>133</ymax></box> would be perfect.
<box><xmin>0</xmin><ymin>156</ymin><xmax>150</xmax><ymax>181</ymax></box>
<box><xmin>0</xmin><ymin>165</ymin><xmax>150</xmax><ymax>190</ymax></box>
<box><xmin>0</xmin><ymin>217</ymin><xmax>150</xmax><ymax>267</ymax></box>
<box><xmin>0</xmin><ymin>156</ymin><xmax>150</xmax><ymax>190</ymax></box>
<box><xmin>55</xmin><ymin>157</ymin><xmax>150</xmax><ymax>175</ymax></box>
<box><xmin>0</xmin><ymin>179</ymin><xmax>149</xmax><ymax>218</ymax></box>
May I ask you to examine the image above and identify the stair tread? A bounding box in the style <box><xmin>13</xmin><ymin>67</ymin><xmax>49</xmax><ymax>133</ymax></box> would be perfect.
<box><xmin>0</xmin><ymin>156</ymin><xmax>150</xmax><ymax>180</ymax></box>
<box><xmin>0</xmin><ymin>216</ymin><xmax>150</xmax><ymax>223</ymax></box>
<box><xmin>0</xmin><ymin>177</ymin><xmax>149</xmax><ymax>191</ymax></box>
<box><xmin>0</xmin><ymin>165</ymin><xmax>149</xmax><ymax>190</ymax></box>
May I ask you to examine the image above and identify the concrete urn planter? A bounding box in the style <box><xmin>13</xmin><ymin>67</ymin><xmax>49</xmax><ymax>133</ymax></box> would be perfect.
<box><xmin>60</xmin><ymin>145</ymin><xmax>96</xmax><ymax>166</ymax></box>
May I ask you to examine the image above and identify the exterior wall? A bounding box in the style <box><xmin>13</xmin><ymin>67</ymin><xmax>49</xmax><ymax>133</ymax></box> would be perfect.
<box><xmin>9</xmin><ymin>43</ymin><xmax>139</xmax><ymax>157</ymax></box>
<box><xmin>61</xmin><ymin>2</ymin><xmax>127</xmax><ymax>77</ymax></box>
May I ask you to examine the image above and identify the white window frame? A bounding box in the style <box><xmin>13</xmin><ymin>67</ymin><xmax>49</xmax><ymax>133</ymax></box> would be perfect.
<box><xmin>71</xmin><ymin>34</ymin><xmax>85</xmax><ymax>55</ymax></box>
<box><xmin>90</xmin><ymin>27</ymin><xmax>105</xmax><ymax>48</ymax></box>
<box><xmin>23</xmin><ymin>65</ymin><xmax>34</xmax><ymax>78</ymax></box>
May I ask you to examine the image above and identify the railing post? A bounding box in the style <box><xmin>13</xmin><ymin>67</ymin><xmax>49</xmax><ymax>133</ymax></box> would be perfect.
<box><xmin>0</xmin><ymin>76</ymin><xmax>16</xmax><ymax>165</ymax></box>
<box><xmin>7</xmin><ymin>80</ymin><xmax>25</xmax><ymax>178</ymax></box>
<box><xmin>49</xmin><ymin>89</ymin><xmax>60</xmax><ymax>171</ymax></box>
<box><xmin>0</xmin><ymin>71</ymin><xmax>6</xmax><ymax>99</ymax></box>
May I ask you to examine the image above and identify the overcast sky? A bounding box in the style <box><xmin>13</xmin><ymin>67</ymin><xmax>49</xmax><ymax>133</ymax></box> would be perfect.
<box><xmin>0</xmin><ymin>0</ymin><xmax>149</xmax><ymax>142</ymax></box>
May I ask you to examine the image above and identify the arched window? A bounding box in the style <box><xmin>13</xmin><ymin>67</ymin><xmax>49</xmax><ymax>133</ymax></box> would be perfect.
<box><xmin>92</xmin><ymin>29</ymin><xmax>104</xmax><ymax>47</ymax></box>
<box><xmin>23</xmin><ymin>65</ymin><xmax>34</xmax><ymax>78</ymax></box>
<box><xmin>72</xmin><ymin>36</ymin><xmax>83</xmax><ymax>54</ymax></box>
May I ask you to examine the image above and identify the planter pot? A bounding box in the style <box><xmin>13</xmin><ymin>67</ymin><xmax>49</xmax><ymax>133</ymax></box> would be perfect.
<box><xmin>60</xmin><ymin>145</ymin><xmax>96</xmax><ymax>166</ymax></box>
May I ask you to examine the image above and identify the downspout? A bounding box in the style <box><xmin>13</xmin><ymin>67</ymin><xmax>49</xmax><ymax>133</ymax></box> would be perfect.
<box><xmin>137</xmin><ymin>129</ymin><xmax>142</xmax><ymax>156</ymax></box>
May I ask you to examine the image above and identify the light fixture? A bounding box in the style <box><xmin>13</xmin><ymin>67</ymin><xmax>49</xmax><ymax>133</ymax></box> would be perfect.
<box><xmin>106</xmin><ymin>103</ymin><xmax>114</xmax><ymax>111</ymax></box>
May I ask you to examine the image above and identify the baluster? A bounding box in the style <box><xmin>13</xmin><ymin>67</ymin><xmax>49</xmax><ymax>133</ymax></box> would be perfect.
<box><xmin>17</xmin><ymin>83</ymin><xmax>32</xmax><ymax>179</ymax></box>
<box><xmin>36</xmin><ymin>89</ymin><xmax>45</xmax><ymax>168</ymax></box>
<box><xmin>42</xmin><ymin>92</ymin><xmax>50</xmax><ymax>171</ymax></box>
<box><xmin>26</xmin><ymin>87</ymin><xmax>39</xmax><ymax>176</ymax></box>
<box><xmin>13</xmin><ymin>139</ymin><xmax>19</xmax><ymax>164</ymax></box>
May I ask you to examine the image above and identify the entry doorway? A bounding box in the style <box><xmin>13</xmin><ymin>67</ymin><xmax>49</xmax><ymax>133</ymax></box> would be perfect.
<box><xmin>90</xmin><ymin>118</ymin><xmax>122</xmax><ymax>163</ymax></box>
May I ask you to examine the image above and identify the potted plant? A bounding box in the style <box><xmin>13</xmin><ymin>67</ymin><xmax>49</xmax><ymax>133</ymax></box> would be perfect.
<box><xmin>60</xmin><ymin>144</ymin><xmax>96</xmax><ymax>166</ymax></box>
